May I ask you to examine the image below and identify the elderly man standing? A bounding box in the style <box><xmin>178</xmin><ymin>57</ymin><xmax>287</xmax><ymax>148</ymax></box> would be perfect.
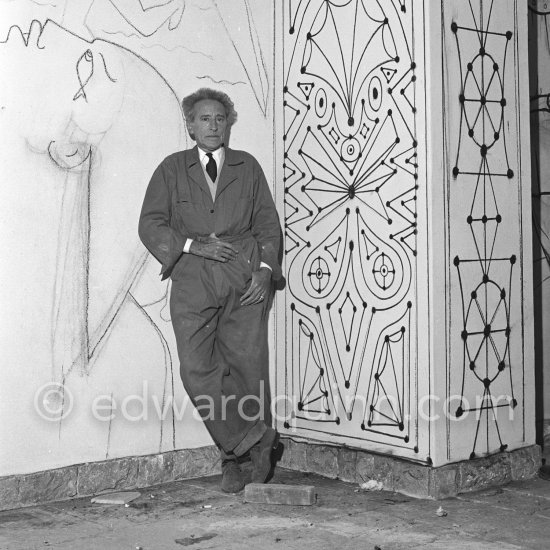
<box><xmin>138</xmin><ymin>88</ymin><xmax>281</xmax><ymax>493</ymax></box>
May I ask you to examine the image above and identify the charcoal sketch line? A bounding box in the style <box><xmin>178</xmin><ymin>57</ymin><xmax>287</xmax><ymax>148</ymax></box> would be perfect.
<box><xmin>212</xmin><ymin>0</ymin><xmax>270</xmax><ymax>116</ymax></box>
<box><xmin>83</xmin><ymin>0</ymin><xmax>185</xmax><ymax>39</ymax></box>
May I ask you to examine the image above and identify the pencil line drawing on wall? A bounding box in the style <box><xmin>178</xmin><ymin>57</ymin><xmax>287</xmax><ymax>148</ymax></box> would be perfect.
<box><xmin>82</xmin><ymin>0</ymin><xmax>186</xmax><ymax>39</ymax></box>
<box><xmin>0</xmin><ymin>0</ymin><xmax>275</xmax><ymax>472</ymax></box>
<box><xmin>0</xmin><ymin>16</ymin><xmax>185</xmax><ymax>455</ymax></box>
<box><xmin>212</xmin><ymin>0</ymin><xmax>269</xmax><ymax>116</ymax></box>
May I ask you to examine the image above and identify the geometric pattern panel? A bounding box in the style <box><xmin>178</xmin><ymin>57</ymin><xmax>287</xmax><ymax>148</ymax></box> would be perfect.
<box><xmin>279</xmin><ymin>0</ymin><xmax>425</xmax><ymax>458</ymax></box>
<box><xmin>443</xmin><ymin>0</ymin><xmax>527</xmax><ymax>461</ymax></box>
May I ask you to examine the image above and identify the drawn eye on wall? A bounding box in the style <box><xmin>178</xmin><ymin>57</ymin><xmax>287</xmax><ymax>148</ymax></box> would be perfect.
<box><xmin>48</xmin><ymin>140</ymin><xmax>92</xmax><ymax>171</ymax></box>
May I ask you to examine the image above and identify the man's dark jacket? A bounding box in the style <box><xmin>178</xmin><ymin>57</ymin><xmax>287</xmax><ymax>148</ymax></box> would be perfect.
<box><xmin>138</xmin><ymin>146</ymin><xmax>282</xmax><ymax>282</ymax></box>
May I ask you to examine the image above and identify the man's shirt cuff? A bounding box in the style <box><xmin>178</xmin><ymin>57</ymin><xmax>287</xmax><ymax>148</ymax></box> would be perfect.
<box><xmin>183</xmin><ymin>239</ymin><xmax>193</xmax><ymax>253</ymax></box>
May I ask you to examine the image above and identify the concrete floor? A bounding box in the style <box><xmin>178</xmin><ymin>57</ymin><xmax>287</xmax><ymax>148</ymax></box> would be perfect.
<box><xmin>1</xmin><ymin>468</ymin><xmax>550</xmax><ymax>550</ymax></box>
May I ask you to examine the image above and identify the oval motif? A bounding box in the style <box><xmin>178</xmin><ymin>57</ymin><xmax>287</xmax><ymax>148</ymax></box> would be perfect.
<box><xmin>315</xmin><ymin>88</ymin><xmax>328</xmax><ymax>118</ymax></box>
<box><xmin>368</xmin><ymin>76</ymin><xmax>383</xmax><ymax>112</ymax></box>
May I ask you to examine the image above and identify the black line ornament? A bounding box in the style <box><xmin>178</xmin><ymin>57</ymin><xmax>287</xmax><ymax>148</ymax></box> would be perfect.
<box><xmin>282</xmin><ymin>0</ymin><xmax>420</xmax><ymax>452</ymax></box>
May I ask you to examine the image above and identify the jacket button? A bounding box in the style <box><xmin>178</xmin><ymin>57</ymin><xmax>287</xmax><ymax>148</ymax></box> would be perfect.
<box><xmin>210</xmin><ymin>209</ymin><xmax>214</xmax><ymax>213</ymax></box>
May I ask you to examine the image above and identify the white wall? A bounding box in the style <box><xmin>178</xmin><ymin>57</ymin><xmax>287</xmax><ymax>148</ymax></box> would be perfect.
<box><xmin>0</xmin><ymin>0</ymin><xmax>275</xmax><ymax>477</ymax></box>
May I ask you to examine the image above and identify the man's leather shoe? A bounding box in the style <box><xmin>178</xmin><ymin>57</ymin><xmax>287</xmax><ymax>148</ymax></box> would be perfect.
<box><xmin>221</xmin><ymin>459</ymin><xmax>245</xmax><ymax>493</ymax></box>
<box><xmin>250</xmin><ymin>427</ymin><xmax>279</xmax><ymax>483</ymax></box>
<box><xmin>540</xmin><ymin>464</ymin><xmax>550</xmax><ymax>481</ymax></box>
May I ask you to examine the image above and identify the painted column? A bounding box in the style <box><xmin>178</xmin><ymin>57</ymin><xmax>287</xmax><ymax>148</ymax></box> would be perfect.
<box><xmin>275</xmin><ymin>0</ymin><xmax>534</xmax><ymax>467</ymax></box>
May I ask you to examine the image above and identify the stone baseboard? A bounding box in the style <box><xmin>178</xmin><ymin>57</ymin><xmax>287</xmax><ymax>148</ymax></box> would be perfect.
<box><xmin>276</xmin><ymin>438</ymin><xmax>542</xmax><ymax>499</ymax></box>
<box><xmin>543</xmin><ymin>419</ymin><xmax>550</xmax><ymax>451</ymax></box>
<box><xmin>0</xmin><ymin>446</ymin><xmax>220</xmax><ymax>512</ymax></box>
<box><xmin>0</xmin><ymin>441</ymin><xmax>541</xmax><ymax>509</ymax></box>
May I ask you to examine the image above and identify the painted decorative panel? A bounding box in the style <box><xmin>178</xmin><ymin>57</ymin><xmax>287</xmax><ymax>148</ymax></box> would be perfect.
<box><xmin>442</xmin><ymin>0</ymin><xmax>531</xmax><ymax>461</ymax></box>
<box><xmin>277</xmin><ymin>0</ymin><xmax>428</xmax><ymax>459</ymax></box>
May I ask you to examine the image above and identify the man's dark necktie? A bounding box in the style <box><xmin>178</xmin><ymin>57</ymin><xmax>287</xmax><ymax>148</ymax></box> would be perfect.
<box><xmin>206</xmin><ymin>153</ymin><xmax>217</xmax><ymax>182</ymax></box>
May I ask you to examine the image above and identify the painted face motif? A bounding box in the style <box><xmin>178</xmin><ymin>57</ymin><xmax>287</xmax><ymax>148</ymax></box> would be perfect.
<box><xmin>187</xmin><ymin>99</ymin><xmax>227</xmax><ymax>152</ymax></box>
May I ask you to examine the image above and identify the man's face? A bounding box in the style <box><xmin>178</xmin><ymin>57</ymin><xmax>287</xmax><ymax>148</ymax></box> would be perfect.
<box><xmin>188</xmin><ymin>99</ymin><xmax>228</xmax><ymax>152</ymax></box>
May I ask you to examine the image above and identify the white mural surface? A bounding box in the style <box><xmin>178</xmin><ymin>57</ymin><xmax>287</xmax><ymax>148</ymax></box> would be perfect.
<box><xmin>0</xmin><ymin>0</ymin><xmax>274</xmax><ymax>476</ymax></box>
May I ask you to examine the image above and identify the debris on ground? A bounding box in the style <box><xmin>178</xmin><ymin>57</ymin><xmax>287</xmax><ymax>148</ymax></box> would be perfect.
<box><xmin>90</xmin><ymin>491</ymin><xmax>141</xmax><ymax>505</ymax></box>
<box><xmin>436</xmin><ymin>505</ymin><xmax>448</xmax><ymax>517</ymax></box>
<box><xmin>175</xmin><ymin>533</ymin><xmax>217</xmax><ymax>546</ymax></box>
<box><xmin>126</xmin><ymin>502</ymin><xmax>150</xmax><ymax>511</ymax></box>
<box><xmin>359</xmin><ymin>480</ymin><xmax>384</xmax><ymax>491</ymax></box>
